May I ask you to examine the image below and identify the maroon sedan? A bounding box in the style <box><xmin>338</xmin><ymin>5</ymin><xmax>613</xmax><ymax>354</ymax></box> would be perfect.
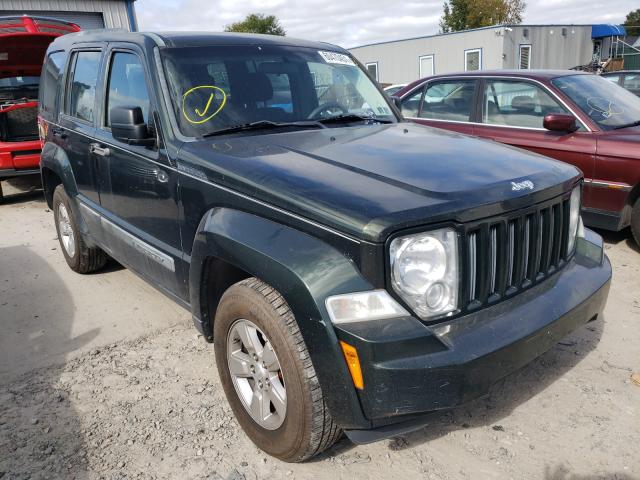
<box><xmin>394</xmin><ymin>70</ymin><xmax>640</xmax><ymax>246</ymax></box>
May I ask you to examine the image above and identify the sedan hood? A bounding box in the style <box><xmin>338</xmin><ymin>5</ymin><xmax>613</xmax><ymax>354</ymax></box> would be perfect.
<box><xmin>178</xmin><ymin>123</ymin><xmax>580</xmax><ymax>242</ymax></box>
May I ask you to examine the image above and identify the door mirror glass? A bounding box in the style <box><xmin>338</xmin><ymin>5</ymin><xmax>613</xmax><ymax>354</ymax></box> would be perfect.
<box><xmin>110</xmin><ymin>106</ymin><xmax>154</xmax><ymax>145</ymax></box>
<box><xmin>543</xmin><ymin>113</ymin><xmax>577</xmax><ymax>132</ymax></box>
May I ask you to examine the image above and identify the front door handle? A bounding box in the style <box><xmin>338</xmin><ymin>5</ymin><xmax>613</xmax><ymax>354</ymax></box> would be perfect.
<box><xmin>90</xmin><ymin>143</ymin><xmax>111</xmax><ymax>157</ymax></box>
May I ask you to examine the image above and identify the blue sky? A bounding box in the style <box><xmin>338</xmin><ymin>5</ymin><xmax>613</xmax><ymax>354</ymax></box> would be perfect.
<box><xmin>135</xmin><ymin>0</ymin><xmax>633</xmax><ymax>48</ymax></box>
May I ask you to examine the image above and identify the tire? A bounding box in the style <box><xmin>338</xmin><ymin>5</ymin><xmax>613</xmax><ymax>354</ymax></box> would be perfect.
<box><xmin>52</xmin><ymin>185</ymin><xmax>107</xmax><ymax>273</ymax></box>
<box><xmin>0</xmin><ymin>181</ymin><xmax>3</xmax><ymax>203</ymax></box>
<box><xmin>214</xmin><ymin>278</ymin><xmax>342</xmax><ymax>462</ymax></box>
<box><xmin>632</xmin><ymin>198</ymin><xmax>640</xmax><ymax>248</ymax></box>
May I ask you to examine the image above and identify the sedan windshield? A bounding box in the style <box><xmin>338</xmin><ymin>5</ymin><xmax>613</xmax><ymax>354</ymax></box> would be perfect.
<box><xmin>551</xmin><ymin>74</ymin><xmax>640</xmax><ymax>130</ymax></box>
<box><xmin>160</xmin><ymin>45</ymin><xmax>396</xmax><ymax>137</ymax></box>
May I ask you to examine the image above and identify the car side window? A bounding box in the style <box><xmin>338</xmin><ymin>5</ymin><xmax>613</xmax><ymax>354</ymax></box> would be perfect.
<box><xmin>420</xmin><ymin>80</ymin><xmax>476</xmax><ymax>122</ymax></box>
<box><xmin>623</xmin><ymin>74</ymin><xmax>640</xmax><ymax>95</ymax></box>
<box><xmin>68</xmin><ymin>51</ymin><xmax>101</xmax><ymax>122</ymax></box>
<box><xmin>40</xmin><ymin>51</ymin><xmax>67</xmax><ymax>115</ymax></box>
<box><xmin>105</xmin><ymin>52</ymin><xmax>150</xmax><ymax>126</ymax></box>
<box><xmin>482</xmin><ymin>80</ymin><xmax>570</xmax><ymax>129</ymax></box>
<box><xmin>400</xmin><ymin>88</ymin><xmax>424</xmax><ymax>117</ymax></box>
<box><xmin>603</xmin><ymin>74</ymin><xmax>621</xmax><ymax>84</ymax></box>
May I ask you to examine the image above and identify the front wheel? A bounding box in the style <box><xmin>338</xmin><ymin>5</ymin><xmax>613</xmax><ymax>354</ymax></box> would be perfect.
<box><xmin>214</xmin><ymin>278</ymin><xmax>342</xmax><ymax>462</ymax></box>
<box><xmin>632</xmin><ymin>198</ymin><xmax>640</xmax><ymax>248</ymax></box>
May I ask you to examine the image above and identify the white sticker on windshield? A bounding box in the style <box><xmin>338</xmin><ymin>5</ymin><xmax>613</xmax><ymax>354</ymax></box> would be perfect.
<box><xmin>318</xmin><ymin>50</ymin><xmax>355</xmax><ymax>66</ymax></box>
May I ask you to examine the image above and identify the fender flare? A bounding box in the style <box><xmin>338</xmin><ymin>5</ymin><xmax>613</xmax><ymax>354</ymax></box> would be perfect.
<box><xmin>40</xmin><ymin>141</ymin><xmax>96</xmax><ymax>242</ymax></box>
<box><xmin>40</xmin><ymin>141</ymin><xmax>79</xmax><ymax>204</ymax></box>
<box><xmin>189</xmin><ymin>207</ymin><xmax>373</xmax><ymax>429</ymax></box>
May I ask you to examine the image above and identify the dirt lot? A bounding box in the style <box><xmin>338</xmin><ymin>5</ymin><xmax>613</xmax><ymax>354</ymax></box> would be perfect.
<box><xmin>1</xmin><ymin>179</ymin><xmax>639</xmax><ymax>480</ymax></box>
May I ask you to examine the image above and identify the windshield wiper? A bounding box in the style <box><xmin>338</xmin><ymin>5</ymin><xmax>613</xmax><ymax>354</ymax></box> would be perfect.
<box><xmin>202</xmin><ymin>120</ymin><xmax>325</xmax><ymax>138</ymax></box>
<box><xmin>317</xmin><ymin>114</ymin><xmax>393</xmax><ymax>125</ymax></box>
<box><xmin>612</xmin><ymin>120</ymin><xmax>640</xmax><ymax>130</ymax></box>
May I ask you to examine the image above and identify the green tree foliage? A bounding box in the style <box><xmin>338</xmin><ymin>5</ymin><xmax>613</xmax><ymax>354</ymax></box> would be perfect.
<box><xmin>440</xmin><ymin>0</ymin><xmax>526</xmax><ymax>33</ymax></box>
<box><xmin>623</xmin><ymin>9</ymin><xmax>640</xmax><ymax>37</ymax></box>
<box><xmin>224</xmin><ymin>13</ymin><xmax>286</xmax><ymax>36</ymax></box>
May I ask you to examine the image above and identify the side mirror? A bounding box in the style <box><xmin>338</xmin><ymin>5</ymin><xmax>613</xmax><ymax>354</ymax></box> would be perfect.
<box><xmin>110</xmin><ymin>106</ymin><xmax>155</xmax><ymax>146</ymax></box>
<box><xmin>543</xmin><ymin>114</ymin><xmax>577</xmax><ymax>133</ymax></box>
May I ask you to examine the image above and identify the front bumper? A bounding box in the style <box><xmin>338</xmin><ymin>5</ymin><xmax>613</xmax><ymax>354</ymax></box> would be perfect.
<box><xmin>336</xmin><ymin>229</ymin><xmax>611</xmax><ymax>442</ymax></box>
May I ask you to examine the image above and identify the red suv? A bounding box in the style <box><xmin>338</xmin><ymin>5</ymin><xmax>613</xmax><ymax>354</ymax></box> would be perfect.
<box><xmin>0</xmin><ymin>15</ymin><xmax>80</xmax><ymax>201</ymax></box>
<box><xmin>394</xmin><ymin>70</ymin><xmax>640</xmax><ymax>246</ymax></box>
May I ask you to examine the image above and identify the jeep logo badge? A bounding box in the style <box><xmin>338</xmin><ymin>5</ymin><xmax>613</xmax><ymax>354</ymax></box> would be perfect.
<box><xmin>511</xmin><ymin>180</ymin><xmax>534</xmax><ymax>191</ymax></box>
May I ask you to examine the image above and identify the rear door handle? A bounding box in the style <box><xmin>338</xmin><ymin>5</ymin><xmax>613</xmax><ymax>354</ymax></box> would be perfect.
<box><xmin>90</xmin><ymin>143</ymin><xmax>111</xmax><ymax>157</ymax></box>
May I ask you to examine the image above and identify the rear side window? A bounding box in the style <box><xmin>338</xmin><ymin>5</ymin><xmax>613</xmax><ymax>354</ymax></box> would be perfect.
<box><xmin>419</xmin><ymin>80</ymin><xmax>476</xmax><ymax>122</ymax></box>
<box><xmin>400</xmin><ymin>88</ymin><xmax>424</xmax><ymax>117</ymax></box>
<box><xmin>40</xmin><ymin>51</ymin><xmax>67</xmax><ymax>115</ymax></box>
<box><xmin>68</xmin><ymin>51</ymin><xmax>101</xmax><ymax>122</ymax></box>
<box><xmin>105</xmin><ymin>52</ymin><xmax>150</xmax><ymax>126</ymax></box>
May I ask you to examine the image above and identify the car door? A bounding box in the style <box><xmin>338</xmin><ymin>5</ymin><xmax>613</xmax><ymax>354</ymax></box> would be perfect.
<box><xmin>58</xmin><ymin>48</ymin><xmax>103</xmax><ymax>206</ymax></box>
<box><xmin>399</xmin><ymin>78</ymin><xmax>478</xmax><ymax>136</ymax></box>
<box><xmin>91</xmin><ymin>45</ymin><xmax>185</xmax><ymax>300</ymax></box>
<box><xmin>472</xmin><ymin>78</ymin><xmax>596</xmax><ymax>204</ymax></box>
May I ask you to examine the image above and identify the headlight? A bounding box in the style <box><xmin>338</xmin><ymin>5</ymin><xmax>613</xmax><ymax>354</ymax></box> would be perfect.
<box><xmin>567</xmin><ymin>185</ymin><xmax>581</xmax><ymax>255</ymax></box>
<box><xmin>389</xmin><ymin>228</ymin><xmax>458</xmax><ymax>320</ymax></box>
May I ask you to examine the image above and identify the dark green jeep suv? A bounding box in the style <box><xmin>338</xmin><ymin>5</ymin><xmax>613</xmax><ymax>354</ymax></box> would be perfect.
<box><xmin>38</xmin><ymin>30</ymin><xmax>611</xmax><ymax>462</ymax></box>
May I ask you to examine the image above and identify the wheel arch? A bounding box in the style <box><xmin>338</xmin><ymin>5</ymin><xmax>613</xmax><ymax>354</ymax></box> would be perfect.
<box><xmin>188</xmin><ymin>207</ymin><xmax>372</xmax><ymax>429</ymax></box>
<box><xmin>40</xmin><ymin>141</ymin><xmax>79</xmax><ymax>208</ymax></box>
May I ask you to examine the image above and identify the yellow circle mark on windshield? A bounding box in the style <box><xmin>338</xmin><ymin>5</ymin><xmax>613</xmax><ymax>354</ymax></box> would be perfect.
<box><xmin>182</xmin><ymin>85</ymin><xmax>227</xmax><ymax>125</ymax></box>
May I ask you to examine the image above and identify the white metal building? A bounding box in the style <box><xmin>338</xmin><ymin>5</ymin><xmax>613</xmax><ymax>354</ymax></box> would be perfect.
<box><xmin>0</xmin><ymin>0</ymin><xmax>137</xmax><ymax>31</ymax></box>
<box><xmin>349</xmin><ymin>24</ymin><xmax>623</xmax><ymax>85</ymax></box>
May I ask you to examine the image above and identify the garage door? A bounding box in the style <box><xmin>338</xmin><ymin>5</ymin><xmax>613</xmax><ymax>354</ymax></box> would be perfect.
<box><xmin>0</xmin><ymin>10</ymin><xmax>104</xmax><ymax>30</ymax></box>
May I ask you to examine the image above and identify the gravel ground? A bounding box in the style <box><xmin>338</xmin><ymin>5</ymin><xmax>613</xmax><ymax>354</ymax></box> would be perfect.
<box><xmin>1</xmin><ymin>182</ymin><xmax>639</xmax><ymax>480</ymax></box>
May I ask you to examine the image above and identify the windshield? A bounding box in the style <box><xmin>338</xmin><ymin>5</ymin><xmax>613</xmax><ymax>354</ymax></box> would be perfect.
<box><xmin>160</xmin><ymin>45</ymin><xmax>396</xmax><ymax>137</ymax></box>
<box><xmin>551</xmin><ymin>74</ymin><xmax>640</xmax><ymax>130</ymax></box>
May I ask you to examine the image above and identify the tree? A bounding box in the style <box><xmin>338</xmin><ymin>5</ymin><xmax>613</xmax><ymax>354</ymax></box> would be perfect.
<box><xmin>224</xmin><ymin>13</ymin><xmax>286</xmax><ymax>36</ymax></box>
<box><xmin>440</xmin><ymin>0</ymin><xmax>525</xmax><ymax>33</ymax></box>
<box><xmin>623</xmin><ymin>9</ymin><xmax>640</xmax><ymax>37</ymax></box>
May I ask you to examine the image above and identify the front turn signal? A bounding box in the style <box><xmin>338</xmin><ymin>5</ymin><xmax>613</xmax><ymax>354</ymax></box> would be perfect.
<box><xmin>339</xmin><ymin>340</ymin><xmax>364</xmax><ymax>390</ymax></box>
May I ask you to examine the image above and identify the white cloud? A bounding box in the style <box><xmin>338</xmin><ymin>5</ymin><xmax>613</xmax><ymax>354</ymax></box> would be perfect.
<box><xmin>135</xmin><ymin>0</ymin><xmax>632</xmax><ymax>48</ymax></box>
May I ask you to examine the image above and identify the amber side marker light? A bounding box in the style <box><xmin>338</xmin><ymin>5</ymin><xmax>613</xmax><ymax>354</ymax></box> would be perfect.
<box><xmin>339</xmin><ymin>340</ymin><xmax>364</xmax><ymax>390</ymax></box>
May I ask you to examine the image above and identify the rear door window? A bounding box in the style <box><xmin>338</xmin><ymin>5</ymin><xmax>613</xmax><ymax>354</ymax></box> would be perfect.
<box><xmin>105</xmin><ymin>52</ymin><xmax>151</xmax><ymax>126</ymax></box>
<box><xmin>419</xmin><ymin>80</ymin><xmax>477</xmax><ymax>122</ymax></box>
<box><xmin>481</xmin><ymin>80</ymin><xmax>570</xmax><ymax>129</ymax></box>
<box><xmin>67</xmin><ymin>51</ymin><xmax>101</xmax><ymax>122</ymax></box>
<box><xmin>400</xmin><ymin>87</ymin><xmax>424</xmax><ymax>117</ymax></box>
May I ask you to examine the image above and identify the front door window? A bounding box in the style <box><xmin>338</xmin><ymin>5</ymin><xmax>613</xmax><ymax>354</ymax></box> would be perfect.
<box><xmin>481</xmin><ymin>80</ymin><xmax>571</xmax><ymax>129</ymax></box>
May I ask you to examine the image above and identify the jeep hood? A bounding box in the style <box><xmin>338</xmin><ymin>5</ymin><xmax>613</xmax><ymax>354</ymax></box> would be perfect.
<box><xmin>178</xmin><ymin>123</ymin><xmax>581</xmax><ymax>242</ymax></box>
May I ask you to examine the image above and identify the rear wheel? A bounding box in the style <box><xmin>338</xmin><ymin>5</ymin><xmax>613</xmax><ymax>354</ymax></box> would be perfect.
<box><xmin>632</xmin><ymin>198</ymin><xmax>640</xmax><ymax>248</ymax></box>
<box><xmin>214</xmin><ymin>278</ymin><xmax>342</xmax><ymax>462</ymax></box>
<box><xmin>52</xmin><ymin>185</ymin><xmax>107</xmax><ymax>273</ymax></box>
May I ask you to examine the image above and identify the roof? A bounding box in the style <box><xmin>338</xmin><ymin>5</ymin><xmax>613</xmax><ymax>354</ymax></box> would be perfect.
<box><xmin>349</xmin><ymin>23</ymin><xmax>604</xmax><ymax>50</ymax></box>
<box><xmin>49</xmin><ymin>30</ymin><xmax>344</xmax><ymax>52</ymax></box>
<box><xmin>398</xmin><ymin>69</ymin><xmax>590</xmax><ymax>95</ymax></box>
<box><xmin>592</xmin><ymin>24</ymin><xmax>626</xmax><ymax>39</ymax></box>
